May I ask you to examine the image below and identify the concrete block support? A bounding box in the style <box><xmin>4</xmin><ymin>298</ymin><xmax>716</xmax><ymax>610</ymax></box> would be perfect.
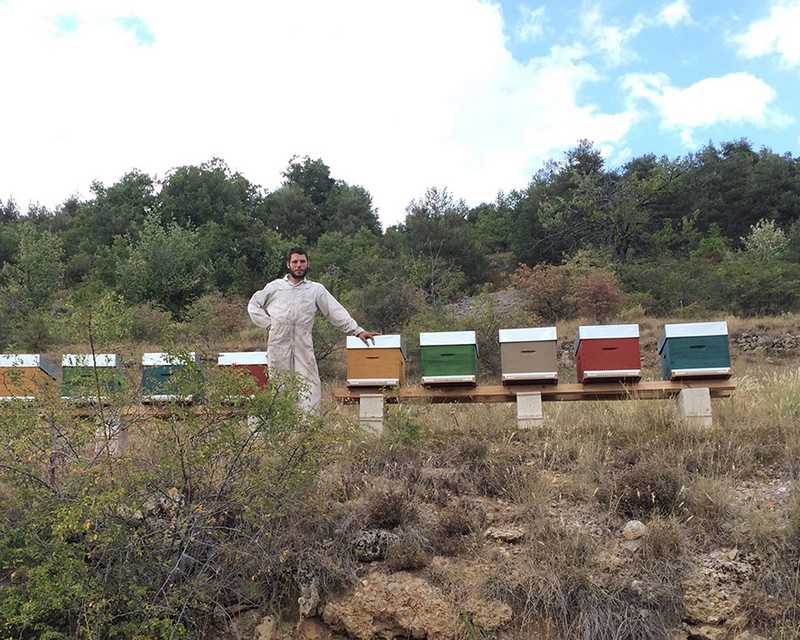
<box><xmin>674</xmin><ymin>387</ymin><xmax>713</xmax><ymax>428</ymax></box>
<box><xmin>516</xmin><ymin>391</ymin><xmax>544</xmax><ymax>428</ymax></box>
<box><xmin>359</xmin><ymin>394</ymin><xmax>385</xmax><ymax>433</ymax></box>
<box><xmin>95</xmin><ymin>410</ymin><xmax>128</xmax><ymax>454</ymax></box>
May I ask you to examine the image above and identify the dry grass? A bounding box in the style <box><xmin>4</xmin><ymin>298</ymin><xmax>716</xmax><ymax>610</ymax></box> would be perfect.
<box><xmin>15</xmin><ymin>312</ymin><xmax>800</xmax><ymax>638</ymax></box>
<box><xmin>314</xmin><ymin>324</ymin><xmax>800</xmax><ymax>638</ymax></box>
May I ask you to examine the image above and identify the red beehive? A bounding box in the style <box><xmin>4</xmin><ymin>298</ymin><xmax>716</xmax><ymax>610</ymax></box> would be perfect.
<box><xmin>574</xmin><ymin>324</ymin><xmax>641</xmax><ymax>383</ymax></box>
<box><xmin>217</xmin><ymin>352</ymin><xmax>269</xmax><ymax>394</ymax></box>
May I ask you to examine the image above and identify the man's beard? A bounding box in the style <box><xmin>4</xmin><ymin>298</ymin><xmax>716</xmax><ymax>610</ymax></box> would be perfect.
<box><xmin>290</xmin><ymin>267</ymin><xmax>308</xmax><ymax>279</ymax></box>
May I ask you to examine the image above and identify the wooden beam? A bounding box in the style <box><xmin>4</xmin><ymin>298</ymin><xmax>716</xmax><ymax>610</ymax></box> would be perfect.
<box><xmin>333</xmin><ymin>379</ymin><xmax>736</xmax><ymax>404</ymax></box>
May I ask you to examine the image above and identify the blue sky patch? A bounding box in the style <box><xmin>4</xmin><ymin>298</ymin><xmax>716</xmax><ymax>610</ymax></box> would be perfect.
<box><xmin>116</xmin><ymin>16</ymin><xmax>155</xmax><ymax>46</ymax></box>
<box><xmin>53</xmin><ymin>14</ymin><xmax>79</xmax><ymax>36</ymax></box>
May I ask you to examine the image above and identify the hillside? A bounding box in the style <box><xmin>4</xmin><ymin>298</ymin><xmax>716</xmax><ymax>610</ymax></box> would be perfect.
<box><xmin>1</xmin><ymin>315</ymin><xmax>799</xmax><ymax>640</ymax></box>
<box><xmin>219</xmin><ymin>316</ymin><xmax>800</xmax><ymax>639</ymax></box>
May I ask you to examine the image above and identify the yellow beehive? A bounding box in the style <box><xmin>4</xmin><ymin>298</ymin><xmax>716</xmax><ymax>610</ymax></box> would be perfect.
<box><xmin>0</xmin><ymin>354</ymin><xmax>58</xmax><ymax>400</ymax></box>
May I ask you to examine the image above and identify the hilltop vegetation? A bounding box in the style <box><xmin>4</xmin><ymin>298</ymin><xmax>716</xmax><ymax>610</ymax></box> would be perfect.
<box><xmin>1</xmin><ymin>138</ymin><xmax>800</xmax><ymax>354</ymax></box>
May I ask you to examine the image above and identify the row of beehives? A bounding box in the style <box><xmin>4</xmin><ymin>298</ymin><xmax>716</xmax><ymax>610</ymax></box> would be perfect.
<box><xmin>0</xmin><ymin>352</ymin><xmax>269</xmax><ymax>401</ymax></box>
<box><xmin>0</xmin><ymin>321</ymin><xmax>732</xmax><ymax>401</ymax></box>
<box><xmin>345</xmin><ymin>321</ymin><xmax>732</xmax><ymax>387</ymax></box>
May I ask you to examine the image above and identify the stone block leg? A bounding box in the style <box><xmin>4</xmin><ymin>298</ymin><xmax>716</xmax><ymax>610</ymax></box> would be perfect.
<box><xmin>359</xmin><ymin>394</ymin><xmax>385</xmax><ymax>434</ymax></box>
<box><xmin>674</xmin><ymin>387</ymin><xmax>713</xmax><ymax>428</ymax></box>
<box><xmin>95</xmin><ymin>410</ymin><xmax>128</xmax><ymax>454</ymax></box>
<box><xmin>516</xmin><ymin>391</ymin><xmax>544</xmax><ymax>429</ymax></box>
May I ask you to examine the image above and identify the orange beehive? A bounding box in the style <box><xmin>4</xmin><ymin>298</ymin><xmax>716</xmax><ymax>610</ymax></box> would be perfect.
<box><xmin>346</xmin><ymin>335</ymin><xmax>406</xmax><ymax>387</ymax></box>
<box><xmin>0</xmin><ymin>354</ymin><xmax>58</xmax><ymax>400</ymax></box>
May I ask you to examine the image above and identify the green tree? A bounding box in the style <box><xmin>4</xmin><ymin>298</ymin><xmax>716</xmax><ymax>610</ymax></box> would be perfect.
<box><xmin>391</xmin><ymin>187</ymin><xmax>486</xmax><ymax>303</ymax></box>
<box><xmin>716</xmin><ymin>219</ymin><xmax>800</xmax><ymax>315</ymax></box>
<box><xmin>259</xmin><ymin>156</ymin><xmax>380</xmax><ymax>243</ymax></box>
<box><xmin>116</xmin><ymin>214</ymin><xmax>210</xmax><ymax>317</ymax></box>
<box><xmin>54</xmin><ymin>172</ymin><xmax>156</xmax><ymax>276</ymax></box>
<box><xmin>197</xmin><ymin>211</ymin><xmax>286</xmax><ymax>296</ymax></box>
<box><xmin>1</xmin><ymin>222</ymin><xmax>65</xmax><ymax>308</ymax></box>
<box><xmin>159</xmin><ymin>158</ymin><xmax>261</xmax><ymax>229</ymax></box>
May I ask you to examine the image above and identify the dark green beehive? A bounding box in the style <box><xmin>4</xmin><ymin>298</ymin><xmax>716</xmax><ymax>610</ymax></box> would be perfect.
<box><xmin>61</xmin><ymin>354</ymin><xmax>124</xmax><ymax>401</ymax></box>
<box><xmin>141</xmin><ymin>352</ymin><xmax>202</xmax><ymax>402</ymax></box>
<box><xmin>657</xmin><ymin>322</ymin><xmax>731</xmax><ymax>380</ymax></box>
<box><xmin>419</xmin><ymin>331</ymin><xmax>478</xmax><ymax>385</ymax></box>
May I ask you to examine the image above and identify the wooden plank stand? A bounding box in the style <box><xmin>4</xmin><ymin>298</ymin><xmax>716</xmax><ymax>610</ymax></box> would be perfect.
<box><xmin>333</xmin><ymin>379</ymin><xmax>736</xmax><ymax>432</ymax></box>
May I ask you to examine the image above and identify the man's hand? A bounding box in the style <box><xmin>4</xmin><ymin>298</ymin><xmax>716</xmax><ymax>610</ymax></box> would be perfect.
<box><xmin>357</xmin><ymin>331</ymin><xmax>380</xmax><ymax>345</ymax></box>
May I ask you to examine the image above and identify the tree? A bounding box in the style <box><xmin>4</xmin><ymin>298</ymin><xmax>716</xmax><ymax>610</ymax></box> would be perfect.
<box><xmin>392</xmin><ymin>187</ymin><xmax>487</xmax><ymax>303</ymax></box>
<box><xmin>716</xmin><ymin>219</ymin><xmax>800</xmax><ymax>315</ymax></box>
<box><xmin>56</xmin><ymin>172</ymin><xmax>157</xmax><ymax>282</ymax></box>
<box><xmin>1</xmin><ymin>222</ymin><xmax>65</xmax><ymax>308</ymax></box>
<box><xmin>197</xmin><ymin>211</ymin><xmax>286</xmax><ymax>296</ymax></box>
<box><xmin>159</xmin><ymin>158</ymin><xmax>261</xmax><ymax>229</ymax></box>
<box><xmin>259</xmin><ymin>156</ymin><xmax>380</xmax><ymax>243</ymax></box>
<box><xmin>322</xmin><ymin>183</ymin><xmax>381</xmax><ymax>237</ymax></box>
<box><xmin>116</xmin><ymin>214</ymin><xmax>210</xmax><ymax>317</ymax></box>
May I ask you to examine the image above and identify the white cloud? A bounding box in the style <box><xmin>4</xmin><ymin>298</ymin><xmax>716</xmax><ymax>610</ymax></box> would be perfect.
<box><xmin>623</xmin><ymin>71</ymin><xmax>790</xmax><ymax>145</ymax></box>
<box><xmin>656</xmin><ymin>0</ymin><xmax>691</xmax><ymax>27</ymax></box>
<box><xmin>0</xmin><ymin>0</ymin><xmax>644</xmax><ymax>226</ymax></box>
<box><xmin>517</xmin><ymin>6</ymin><xmax>547</xmax><ymax>43</ymax></box>
<box><xmin>579</xmin><ymin>6</ymin><xmax>644</xmax><ymax>66</ymax></box>
<box><xmin>733</xmin><ymin>0</ymin><xmax>800</xmax><ymax>67</ymax></box>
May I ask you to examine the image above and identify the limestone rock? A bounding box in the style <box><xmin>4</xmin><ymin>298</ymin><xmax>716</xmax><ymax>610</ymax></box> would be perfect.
<box><xmin>352</xmin><ymin>529</ymin><xmax>399</xmax><ymax>562</ymax></box>
<box><xmin>622</xmin><ymin>520</ymin><xmax>648</xmax><ymax>540</ymax></box>
<box><xmin>464</xmin><ymin>598</ymin><xmax>512</xmax><ymax>630</ymax></box>
<box><xmin>253</xmin><ymin>615</ymin><xmax>278</xmax><ymax>640</ymax></box>
<box><xmin>682</xmin><ymin>548</ymin><xmax>756</xmax><ymax>629</ymax></box>
<box><xmin>323</xmin><ymin>570</ymin><xmax>458</xmax><ymax>640</ymax></box>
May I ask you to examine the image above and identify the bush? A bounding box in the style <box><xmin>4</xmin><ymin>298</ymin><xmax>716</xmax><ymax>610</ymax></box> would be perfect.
<box><xmin>0</xmin><ymin>372</ymin><xmax>338</xmax><ymax>638</ymax></box>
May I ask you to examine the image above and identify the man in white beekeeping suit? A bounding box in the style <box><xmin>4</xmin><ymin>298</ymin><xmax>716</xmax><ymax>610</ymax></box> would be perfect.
<box><xmin>248</xmin><ymin>246</ymin><xmax>379</xmax><ymax>412</ymax></box>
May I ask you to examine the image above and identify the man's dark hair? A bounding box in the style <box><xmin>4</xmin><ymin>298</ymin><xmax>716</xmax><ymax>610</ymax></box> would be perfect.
<box><xmin>286</xmin><ymin>246</ymin><xmax>308</xmax><ymax>261</ymax></box>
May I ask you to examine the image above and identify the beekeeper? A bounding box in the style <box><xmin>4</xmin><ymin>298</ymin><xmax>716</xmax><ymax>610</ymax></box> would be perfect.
<box><xmin>247</xmin><ymin>246</ymin><xmax>379</xmax><ymax>412</ymax></box>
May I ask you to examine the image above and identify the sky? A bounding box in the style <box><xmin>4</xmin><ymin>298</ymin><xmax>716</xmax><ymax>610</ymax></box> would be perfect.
<box><xmin>1</xmin><ymin>0</ymin><xmax>799</xmax><ymax>229</ymax></box>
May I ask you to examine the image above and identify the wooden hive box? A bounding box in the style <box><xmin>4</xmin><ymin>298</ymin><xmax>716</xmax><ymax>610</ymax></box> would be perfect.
<box><xmin>217</xmin><ymin>351</ymin><xmax>269</xmax><ymax>394</ymax></box>
<box><xmin>61</xmin><ymin>354</ymin><xmax>124</xmax><ymax>401</ymax></box>
<box><xmin>419</xmin><ymin>330</ymin><xmax>478</xmax><ymax>386</ymax></box>
<box><xmin>657</xmin><ymin>321</ymin><xmax>731</xmax><ymax>380</ymax></box>
<box><xmin>0</xmin><ymin>354</ymin><xmax>58</xmax><ymax>400</ymax></box>
<box><xmin>346</xmin><ymin>335</ymin><xmax>406</xmax><ymax>387</ymax></box>
<box><xmin>499</xmin><ymin>327</ymin><xmax>558</xmax><ymax>384</ymax></box>
<box><xmin>574</xmin><ymin>324</ymin><xmax>641</xmax><ymax>383</ymax></box>
<box><xmin>141</xmin><ymin>352</ymin><xmax>202</xmax><ymax>402</ymax></box>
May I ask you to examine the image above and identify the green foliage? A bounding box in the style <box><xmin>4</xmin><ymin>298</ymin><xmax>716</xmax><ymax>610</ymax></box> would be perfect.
<box><xmin>1</xmin><ymin>222</ymin><xmax>65</xmax><ymax>309</ymax></box>
<box><xmin>0</xmin><ymin>370</ymin><xmax>334</xmax><ymax>639</ymax></box>
<box><xmin>741</xmin><ymin>218</ymin><xmax>789</xmax><ymax>258</ymax></box>
<box><xmin>394</xmin><ymin>187</ymin><xmax>487</xmax><ymax>302</ymax></box>
<box><xmin>57</xmin><ymin>171</ymin><xmax>156</xmax><ymax>266</ymax></box>
<box><xmin>716</xmin><ymin>251</ymin><xmax>800</xmax><ymax>316</ymax></box>
<box><xmin>196</xmin><ymin>212</ymin><xmax>285</xmax><ymax>296</ymax></box>
<box><xmin>52</xmin><ymin>291</ymin><xmax>135</xmax><ymax>348</ymax></box>
<box><xmin>116</xmin><ymin>213</ymin><xmax>210</xmax><ymax>317</ymax></box>
<box><xmin>0</xmin><ymin>140</ymin><xmax>799</xmax><ymax>338</ymax></box>
<box><xmin>258</xmin><ymin>156</ymin><xmax>380</xmax><ymax>244</ymax></box>
<box><xmin>159</xmin><ymin>158</ymin><xmax>261</xmax><ymax>229</ymax></box>
<box><xmin>182</xmin><ymin>292</ymin><xmax>249</xmax><ymax>344</ymax></box>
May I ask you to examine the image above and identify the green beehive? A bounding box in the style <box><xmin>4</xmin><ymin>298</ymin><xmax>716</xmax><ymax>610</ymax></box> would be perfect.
<box><xmin>420</xmin><ymin>331</ymin><xmax>478</xmax><ymax>385</ymax></box>
<box><xmin>61</xmin><ymin>354</ymin><xmax>124</xmax><ymax>401</ymax></box>
<box><xmin>657</xmin><ymin>322</ymin><xmax>731</xmax><ymax>380</ymax></box>
<box><xmin>141</xmin><ymin>352</ymin><xmax>202</xmax><ymax>402</ymax></box>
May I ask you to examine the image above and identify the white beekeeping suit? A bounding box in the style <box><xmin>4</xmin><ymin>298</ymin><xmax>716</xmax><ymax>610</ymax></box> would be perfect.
<box><xmin>248</xmin><ymin>275</ymin><xmax>365</xmax><ymax>412</ymax></box>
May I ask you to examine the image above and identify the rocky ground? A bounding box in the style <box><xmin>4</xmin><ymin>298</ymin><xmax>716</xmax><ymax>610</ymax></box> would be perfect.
<box><xmin>216</xmin><ymin>306</ymin><xmax>800</xmax><ymax>640</ymax></box>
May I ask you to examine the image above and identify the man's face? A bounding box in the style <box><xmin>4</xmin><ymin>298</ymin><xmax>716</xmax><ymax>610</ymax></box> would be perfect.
<box><xmin>287</xmin><ymin>253</ymin><xmax>309</xmax><ymax>279</ymax></box>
